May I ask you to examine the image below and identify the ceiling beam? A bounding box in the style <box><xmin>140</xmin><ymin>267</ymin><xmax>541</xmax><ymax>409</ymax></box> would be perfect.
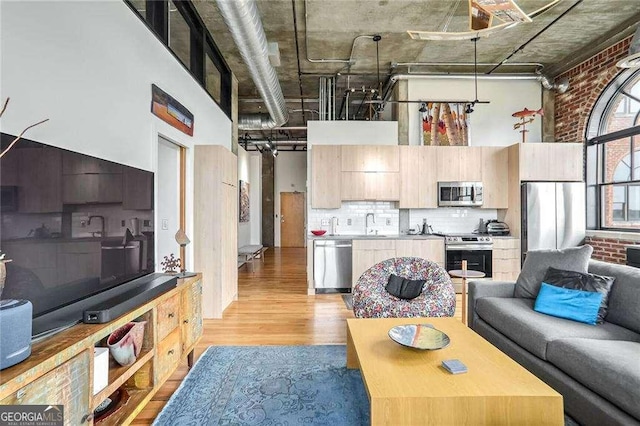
<box><xmin>545</xmin><ymin>13</ymin><xmax>640</xmax><ymax>77</ymax></box>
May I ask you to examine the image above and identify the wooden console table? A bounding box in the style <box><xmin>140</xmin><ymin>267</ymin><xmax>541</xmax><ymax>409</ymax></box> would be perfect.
<box><xmin>0</xmin><ymin>274</ymin><xmax>203</xmax><ymax>425</ymax></box>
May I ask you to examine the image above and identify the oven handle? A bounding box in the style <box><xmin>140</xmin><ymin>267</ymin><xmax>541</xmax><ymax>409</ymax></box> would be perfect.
<box><xmin>446</xmin><ymin>245</ymin><xmax>493</xmax><ymax>251</ymax></box>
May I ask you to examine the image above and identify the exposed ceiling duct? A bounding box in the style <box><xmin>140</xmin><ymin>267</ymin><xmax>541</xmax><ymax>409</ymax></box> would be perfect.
<box><xmin>539</xmin><ymin>75</ymin><xmax>570</xmax><ymax>93</ymax></box>
<box><xmin>617</xmin><ymin>26</ymin><xmax>640</xmax><ymax>68</ymax></box>
<box><xmin>216</xmin><ymin>0</ymin><xmax>288</xmax><ymax>130</ymax></box>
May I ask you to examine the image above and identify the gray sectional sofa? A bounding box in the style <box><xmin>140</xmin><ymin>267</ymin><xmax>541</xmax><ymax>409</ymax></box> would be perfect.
<box><xmin>468</xmin><ymin>259</ymin><xmax>640</xmax><ymax>426</ymax></box>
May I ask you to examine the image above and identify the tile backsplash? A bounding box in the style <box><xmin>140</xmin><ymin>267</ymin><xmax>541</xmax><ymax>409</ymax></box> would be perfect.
<box><xmin>407</xmin><ymin>208</ymin><xmax>498</xmax><ymax>234</ymax></box>
<box><xmin>308</xmin><ymin>202</ymin><xmax>399</xmax><ymax>235</ymax></box>
<box><xmin>71</xmin><ymin>205</ymin><xmax>153</xmax><ymax>238</ymax></box>
<box><xmin>308</xmin><ymin>202</ymin><xmax>498</xmax><ymax>236</ymax></box>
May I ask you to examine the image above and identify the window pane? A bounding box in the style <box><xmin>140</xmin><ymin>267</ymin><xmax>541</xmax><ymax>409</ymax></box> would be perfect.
<box><xmin>129</xmin><ymin>0</ymin><xmax>146</xmax><ymax>17</ymax></box>
<box><xmin>604</xmin><ymin>138</ymin><xmax>631</xmax><ymax>183</ymax></box>
<box><xmin>586</xmin><ymin>144</ymin><xmax>598</xmax><ymax>185</ymax></box>
<box><xmin>602</xmin><ymin>185</ymin><xmax>626</xmax><ymax>227</ymax></box>
<box><xmin>634</xmin><ymin>141</ymin><xmax>640</xmax><ymax>180</ymax></box>
<box><xmin>586</xmin><ymin>185</ymin><xmax>597</xmax><ymax>229</ymax></box>
<box><xmin>205</xmin><ymin>54</ymin><xmax>221</xmax><ymax>103</ymax></box>
<box><xmin>169</xmin><ymin>1</ymin><xmax>190</xmax><ymax>68</ymax></box>
<box><xmin>629</xmin><ymin>185</ymin><xmax>640</xmax><ymax>222</ymax></box>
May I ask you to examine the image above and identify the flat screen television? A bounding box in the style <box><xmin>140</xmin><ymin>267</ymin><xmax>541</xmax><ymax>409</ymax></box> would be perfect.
<box><xmin>0</xmin><ymin>133</ymin><xmax>157</xmax><ymax>338</ymax></box>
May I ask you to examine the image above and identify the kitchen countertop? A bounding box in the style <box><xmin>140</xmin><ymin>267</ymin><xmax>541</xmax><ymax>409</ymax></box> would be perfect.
<box><xmin>308</xmin><ymin>234</ymin><xmax>444</xmax><ymax>240</ymax></box>
<box><xmin>2</xmin><ymin>236</ymin><xmax>137</xmax><ymax>244</ymax></box>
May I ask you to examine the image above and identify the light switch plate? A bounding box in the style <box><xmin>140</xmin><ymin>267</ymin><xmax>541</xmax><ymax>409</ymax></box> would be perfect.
<box><xmin>321</xmin><ymin>219</ymin><xmax>329</xmax><ymax>226</ymax></box>
<box><xmin>347</xmin><ymin>219</ymin><xmax>352</xmax><ymax>226</ymax></box>
<box><xmin>162</xmin><ymin>219</ymin><xmax>168</xmax><ymax>230</ymax></box>
<box><xmin>386</xmin><ymin>218</ymin><xmax>391</xmax><ymax>226</ymax></box>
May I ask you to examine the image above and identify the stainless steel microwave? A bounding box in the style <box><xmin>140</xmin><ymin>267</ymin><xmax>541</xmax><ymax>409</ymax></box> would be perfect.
<box><xmin>438</xmin><ymin>181</ymin><xmax>483</xmax><ymax>207</ymax></box>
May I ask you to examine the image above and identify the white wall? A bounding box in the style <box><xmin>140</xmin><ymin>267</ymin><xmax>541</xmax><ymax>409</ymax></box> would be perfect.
<box><xmin>408</xmin><ymin>78</ymin><xmax>542</xmax><ymax>146</ymax></box>
<box><xmin>307</xmin><ymin>121</ymin><xmax>398</xmax><ymax>145</ymax></box>
<box><xmin>157</xmin><ymin>137</ymin><xmax>180</xmax><ymax>262</ymax></box>
<box><xmin>1</xmin><ymin>1</ymin><xmax>232</xmax><ymax>270</ymax></box>
<box><xmin>274</xmin><ymin>152</ymin><xmax>307</xmax><ymax>247</ymax></box>
<box><xmin>249</xmin><ymin>154</ymin><xmax>262</xmax><ymax>245</ymax></box>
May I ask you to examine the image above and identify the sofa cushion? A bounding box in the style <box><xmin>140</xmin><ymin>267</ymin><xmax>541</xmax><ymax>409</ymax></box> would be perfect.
<box><xmin>547</xmin><ymin>338</ymin><xmax>640</xmax><ymax>420</ymax></box>
<box><xmin>475</xmin><ymin>297</ymin><xmax>640</xmax><ymax>360</ymax></box>
<box><xmin>588</xmin><ymin>259</ymin><xmax>640</xmax><ymax>334</ymax></box>
<box><xmin>543</xmin><ymin>266</ymin><xmax>615</xmax><ymax>324</ymax></box>
<box><xmin>515</xmin><ymin>245</ymin><xmax>593</xmax><ymax>299</ymax></box>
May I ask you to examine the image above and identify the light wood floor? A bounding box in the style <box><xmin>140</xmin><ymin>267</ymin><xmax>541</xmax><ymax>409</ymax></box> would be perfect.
<box><xmin>133</xmin><ymin>247</ymin><xmax>463</xmax><ymax>424</ymax></box>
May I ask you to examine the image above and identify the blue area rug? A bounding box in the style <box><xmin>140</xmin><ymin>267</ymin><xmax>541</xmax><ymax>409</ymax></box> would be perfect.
<box><xmin>153</xmin><ymin>345</ymin><xmax>370</xmax><ymax>425</ymax></box>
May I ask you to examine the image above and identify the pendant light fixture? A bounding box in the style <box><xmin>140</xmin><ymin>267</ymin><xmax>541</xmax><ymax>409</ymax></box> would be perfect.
<box><xmin>465</xmin><ymin>36</ymin><xmax>490</xmax><ymax>114</ymax></box>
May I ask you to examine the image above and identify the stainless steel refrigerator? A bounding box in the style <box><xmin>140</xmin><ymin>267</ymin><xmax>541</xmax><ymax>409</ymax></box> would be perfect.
<box><xmin>521</xmin><ymin>182</ymin><xmax>586</xmax><ymax>262</ymax></box>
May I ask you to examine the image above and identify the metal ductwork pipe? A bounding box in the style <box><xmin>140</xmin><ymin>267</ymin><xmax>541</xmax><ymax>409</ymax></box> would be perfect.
<box><xmin>216</xmin><ymin>0</ymin><xmax>288</xmax><ymax>130</ymax></box>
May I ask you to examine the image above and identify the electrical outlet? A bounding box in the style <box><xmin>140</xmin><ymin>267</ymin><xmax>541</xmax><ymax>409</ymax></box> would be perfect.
<box><xmin>162</xmin><ymin>219</ymin><xmax>168</xmax><ymax>230</ymax></box>
<box><xmin>121</xmin><ymin>220</ymin><xmax>126</xmax><ymax>227</ymax></box>
<box><xmin>386</xmin><ymin>218</ymin><xmax>391</xmax><ymax>226</ymax></box>
<box><xmin>321</xmin><ymin>219</ymin><xmax>329</xmax><ymax>226</ymax></box>
<box><xmin>347</xmin><ymin>218</ymin><xmax>352</xmax><ymax>226</ymax></box>
<box><xmin>143</xmin><ymin>220</ymin><xmax>151</xmax><ymax>227</ymax></box>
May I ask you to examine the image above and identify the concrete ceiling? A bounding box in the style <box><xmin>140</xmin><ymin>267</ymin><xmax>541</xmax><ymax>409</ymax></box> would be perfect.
<box><xmin>193</xmin><ymin>0</ymin><xmax>640</xmax><ymax>140</ymax></box>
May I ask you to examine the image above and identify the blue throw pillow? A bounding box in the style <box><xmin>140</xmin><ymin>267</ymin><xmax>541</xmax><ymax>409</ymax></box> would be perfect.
<box><xmin>534</xmin><ymin>283</ymin><xmax>604</xmax><ymax>325</ymax></box>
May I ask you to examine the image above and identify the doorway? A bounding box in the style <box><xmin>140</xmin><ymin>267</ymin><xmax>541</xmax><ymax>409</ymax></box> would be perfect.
<box><xmin>280</xmin><ymin>192</ymin><xmax>305</xmax><ymax>247</ymax></box>
<box><xmin>156</xmin><ymin>136</ymin><xmax>183</xmax><ymax>267</ymax></box>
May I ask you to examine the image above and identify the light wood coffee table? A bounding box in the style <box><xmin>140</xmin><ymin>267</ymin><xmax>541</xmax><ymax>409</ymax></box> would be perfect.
<box><xmin>347</xmin><ymin>318</ymin><xmax>563</xmax><ymax>425</ymax></box>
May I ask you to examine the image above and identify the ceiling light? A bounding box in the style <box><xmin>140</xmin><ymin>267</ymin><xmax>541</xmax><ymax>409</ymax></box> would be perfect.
<box><xmin>539</xmin><ymin>75</ymin><xmax>570</xmax><ymax>94</ymax></box>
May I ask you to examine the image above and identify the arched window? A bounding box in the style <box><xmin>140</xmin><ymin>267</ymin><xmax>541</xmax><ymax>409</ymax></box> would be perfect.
<box><xmin>586</xmin><ymin>68</ymin><xmax>640</xmax><ymax>230</ymax></box>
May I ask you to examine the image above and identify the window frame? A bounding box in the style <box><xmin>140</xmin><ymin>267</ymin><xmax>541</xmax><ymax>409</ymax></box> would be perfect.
<box><xmin>124</xmin><ymin>0</ymin><xmax>232</xmax><ymax>119</ymax></box>
<box><xmin>586</xmin><ymin>68</ymin><xmax>640</xmax><ymax>232</ymax></box>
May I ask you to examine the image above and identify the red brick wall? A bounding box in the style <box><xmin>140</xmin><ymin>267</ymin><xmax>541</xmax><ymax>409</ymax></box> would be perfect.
<box><xmin>585</xmin><ymin>236</ymin><xmax>636</xmax><ymax>265</ymax></box>
<box><xmin>555</xmin><ymin>36</ymin><xmax>632</xmax><ymax>143</ymax></box>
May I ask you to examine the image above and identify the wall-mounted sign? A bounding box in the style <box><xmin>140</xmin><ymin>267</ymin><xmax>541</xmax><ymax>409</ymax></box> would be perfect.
<box><xmin>151</xmin><ymin>84</ymin><xmax>194</xmax><ymax>136</ymax></box>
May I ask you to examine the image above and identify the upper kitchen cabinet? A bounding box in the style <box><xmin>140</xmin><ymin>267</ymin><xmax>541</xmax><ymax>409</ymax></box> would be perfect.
<box><xmin>399</xmin><ymin>146</ymin><xmax>437</xmax><ymax>208</ymax></box>
<box><xmin>435</xmin><ymin>146</ymin><xmax>483</xmax><ymax>182</ymax></box>
<box><xmin>481</xmin><ymin>147</ymin><xmax>509</xmax><ymax>209</ymax></box>
<box><xmin>123</xmin><ymin>168</ymin><xmax>153</xmax><ymax>210</ymax></box>
<box><xmin>518</xmin><ymin>143</ymin><xmax>583</xmax><ymax>182</ymax></box>
<box><xmin>341</xmin><ymin>172</ymin><xmax>399</xmax><ymax>201</ymax></box>
<box><xmin>63</xmin><ymin>173</ymin><xmax>123</xmax><ymax>204</ymax></box>
<box><xmin>341</xmin><ymin>146</ymin><xmax>399</xmax><ymax>172</ymax></box>
<box><xmin>311</xmin><ymin>145</ymin><xmax>341</xmax><ymax>208</ymax></box>
<box><xmin>18</xmin><ymin>147</ymin><xmax>63</xmax><ymax>213</ymax></box>
<box><xmin>62</xmin><ymin>151</ymin><xmax>122</xmax><ymax>175</ymax></box>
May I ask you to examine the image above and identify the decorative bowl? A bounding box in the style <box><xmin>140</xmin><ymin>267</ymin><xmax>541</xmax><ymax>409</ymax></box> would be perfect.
<box><xmin>107</xmin><ymin>321</ymin><xmax>146</xmax><ymax>366</ymax></box>
<box><xmin>311</xmin><ymin>230</ymin><xmax>327</xmax><ymax>236</ymax></box>
<box><xmin>388</xmin><ymin>324</ymin><xmax>450</xmax><ymax>350</ymax></box>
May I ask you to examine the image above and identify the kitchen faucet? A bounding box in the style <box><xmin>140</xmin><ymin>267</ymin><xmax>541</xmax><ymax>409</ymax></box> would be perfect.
<box><xmin>88</xmin><ymin>215</ymin><xmax>105</xmax><ymax>238</ymax></box>
<box><xmin>365</xmin><ymin>213</ymin><xmax>375</xmax><ymax>235</ymax></box>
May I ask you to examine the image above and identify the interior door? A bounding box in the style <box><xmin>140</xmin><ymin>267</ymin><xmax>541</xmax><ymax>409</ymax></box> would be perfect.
<box><xmin>280</xmin><ymin>192</ymin><xmax>305</xmax><ymax>247</ymax></box>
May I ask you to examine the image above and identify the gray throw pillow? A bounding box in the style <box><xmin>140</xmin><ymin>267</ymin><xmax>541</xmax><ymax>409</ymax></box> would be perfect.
<box><xmin>514</xmin><ymin>245</ymin><xmax>593</xmax><ymax>298</ymax></box>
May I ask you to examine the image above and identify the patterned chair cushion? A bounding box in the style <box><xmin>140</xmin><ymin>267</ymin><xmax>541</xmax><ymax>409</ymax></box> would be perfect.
<box><xmin>352</xmin><ymin>257</ymin><xmax>456</xmax><ymax>318</ymax></box>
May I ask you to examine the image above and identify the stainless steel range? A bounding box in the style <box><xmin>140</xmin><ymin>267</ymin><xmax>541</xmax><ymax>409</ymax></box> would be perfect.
<box><xmin>436</xmin><ymin>233</ymin><xmax>493</xmax><ymax>277</ymax></box>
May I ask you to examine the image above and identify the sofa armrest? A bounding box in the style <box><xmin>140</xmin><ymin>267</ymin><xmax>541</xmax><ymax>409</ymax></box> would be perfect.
<box><xmin>467</xmin><ymin>280</ymin><xmax>516</xmax><ymax>329</ymax></box>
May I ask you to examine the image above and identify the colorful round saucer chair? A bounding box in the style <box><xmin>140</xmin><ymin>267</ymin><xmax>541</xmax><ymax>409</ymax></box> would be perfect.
<box><xmin>352</xmin><ymin>257</ymin><xmax>456</xmax><ymax>318</ymax></box>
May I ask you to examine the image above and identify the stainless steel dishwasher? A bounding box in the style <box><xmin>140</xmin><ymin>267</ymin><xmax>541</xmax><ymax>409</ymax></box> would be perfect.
<box><xmin>314</xmin><ymin>240</ymin><xmax>352</xmax><ymax>292</ymax></box>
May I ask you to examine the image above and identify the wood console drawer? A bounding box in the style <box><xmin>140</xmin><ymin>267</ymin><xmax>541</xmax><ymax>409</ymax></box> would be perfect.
<box><xmin>157</xmin><ymin>328</ymin><xmax>181</xmax><ymax>381</ymax></box>
<box><xmin>157</xmin><ymin>293</ymin><xmax>180</xmax><ymax>341</ymax></box>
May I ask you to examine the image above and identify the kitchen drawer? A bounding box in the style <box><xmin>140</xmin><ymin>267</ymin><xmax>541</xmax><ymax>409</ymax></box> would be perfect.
<box><xmin>157</xmin><ymin>293</ymin><xmax>180</xmax><ymax>341</ymax></box>
<box><xmin>493</xmin><ymin>258</ymin><xmax>521</xmax><ymax>273</ymax></box>
<box><xmin>493</xmin><ymin>238</ymin><xmax>520</xmax><ymax>250</ymax></box>
<box><xmin>156</xmin><ymin>328</ymin><xmax>181</xmax><ymax>381</ymax></box>
<box><xmin>352</xmin><ymin>240</ymin><xmax>396</xmax><ymax>251</ymax></box>
<box><xmin>493</xmin><ymin>248</ymin><xmax>520</xmax><ymax>260</ymax></box>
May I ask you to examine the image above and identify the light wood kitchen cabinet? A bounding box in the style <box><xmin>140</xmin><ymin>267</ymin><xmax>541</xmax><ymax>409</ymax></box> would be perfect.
<box><xmin>62</xmin><ymin>173</ymin><xmax>122</xmax><ymax>204</ymax></box>
<box><xmin>352</xmin><ymin>239</ymin><xmax>397</xmax><ymax>284</ymax></box>
<box><xmin>492</xmin><ymin>238</ymin><xmax>521</xmax><ymax>281</ymax></box>
<box><xmin>18</xmin><ymin>147</ymin><xmax>63</xmax><ymax>213</ymax></box>
<box><xmin>311</xmin><ymin>145</ymin><xmax>341</xmax><ymax>208</ymax></box>
<box><xmin>481</xmin><ymin>147</ymin><xmax>509</xmax><ymax>208</ymax></box>
<box><xmin>518</xmin><ymin>143</ymin><xmax>583</xmax><ymax>182</ymax></box>
<box><xmin>62</xmin><ymin>151</ymin><xmax>122</xmax><ymax>175</ymax></box>
<box><xmin>194</xmin><ymin>145</ymin><xmax>238</xmax><ymax>318</ymax></box>
<box><xmin>395</xmin><ymin>239</ymin><xmax>445</xmax><ymax>266</ymax></box>
<box><xmin>436</xmin><ymin>146</ymin><xmax>482</xmax><ymax>182</ymax></box>
<box><xmin>123</xmin><ymin>168</ymin><xmax>153</xmax><ymax>210</ymax></box>
<box><xmin>341</xmin><ymin>145</ymin><xmax>399</xmax><ymax>172</ymax></box>
<box><xmin>341</xmin><ymin>172</ymin><xmax>399</xmax><ymax>201</ymax></box>
<box><xmin>399</xmin><ymin>146</ymin><xmax>438</xmax><ymax>208</ymax></box>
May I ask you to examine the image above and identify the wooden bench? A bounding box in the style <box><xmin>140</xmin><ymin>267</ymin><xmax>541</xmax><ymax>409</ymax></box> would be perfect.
<box><xmin>238</xmin><ymin>245</ymin><xmax>266</xmax><ymax>271</ymax></box>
